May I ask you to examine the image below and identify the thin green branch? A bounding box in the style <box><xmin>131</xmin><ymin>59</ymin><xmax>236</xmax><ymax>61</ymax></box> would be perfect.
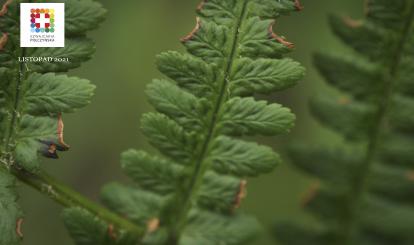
<box><xmin>342</xmin><ymin>4</ymin><xmax>414</xmax><ymax>244</ymax></box>
<box><xmin>165</xmin><ymin>0</ymin><xmax>250</xmax><ymax>243</ymax></box>
<box><xmin>11</xmin><ymin>166</ymin><xmax>145</xmax><ymax>237</ymax></box>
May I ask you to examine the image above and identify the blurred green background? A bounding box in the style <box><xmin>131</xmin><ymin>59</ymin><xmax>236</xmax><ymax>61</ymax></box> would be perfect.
<box><xmin>18</xmin><ymin>0</ymin><xmax>364</xmax><ymax>244</ymax></box>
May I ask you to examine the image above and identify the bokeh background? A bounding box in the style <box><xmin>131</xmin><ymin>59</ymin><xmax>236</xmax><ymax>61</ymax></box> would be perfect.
<box><xmin>18</xmin><ymin>0</ymin><xmax>364</xmax><ymax>244</ymax></box>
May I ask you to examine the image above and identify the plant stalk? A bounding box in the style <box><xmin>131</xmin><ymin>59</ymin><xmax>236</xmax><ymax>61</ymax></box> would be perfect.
<box><xmin>11</xmin><ymin>166</ymin><xmax>145</xmax><ymax>237</ymax></box>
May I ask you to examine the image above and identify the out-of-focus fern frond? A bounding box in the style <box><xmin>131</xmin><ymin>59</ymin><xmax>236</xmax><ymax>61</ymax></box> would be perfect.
<box><xmin>276</xmin><ymin>1</ymin><xmax>414</xmax><ymax>245</ymax></box>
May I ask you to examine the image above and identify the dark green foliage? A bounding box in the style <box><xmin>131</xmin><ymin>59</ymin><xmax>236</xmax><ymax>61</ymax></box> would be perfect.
<box><xmin>0</xmin><ymin>169</ymin><xmax>23</xmax><ymax>245</ymax></box>
<box><xmin>93</xmin><ymin>0</ymin><xmax>305</xmax><ymax>244</ymax></box>
<box><xmin>276</xmin><ymin>1</ymin><xmax>414</xmax><ymax>245</ymax></box>
<box><xmin>62</xmin><ymin>208</ymin><xmax>139</xmax><ymax>245</ymax></box>
<box><xmin>0</xmin><ymin>0</ymin><xmax>105</xmax><ymax>244</ymax></box>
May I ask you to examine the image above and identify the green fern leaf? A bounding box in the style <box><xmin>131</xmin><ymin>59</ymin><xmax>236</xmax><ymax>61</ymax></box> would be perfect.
<box><xmin>26</xmin><ymin>38</ymin><xmax>96</xmax><ymax>72</ymax></box>
<box><xmin>197</xmin><ymin>172</ymin><xmax>241</xmax><ymax>213</ymax></box>
<box><xmin>0</xmin><ymin>170</ymin><xmax>23</xmax><ymax>245</ymax></box>
<box><xmin>239</xmin><ymin>17</ymin><xmax>291</xmax><ymax>58</ymax></box>
<box><xmin>23</xmin><ymin>73</ymin><xmax>95</xmax><ymax>115</ymax></box>
<box><xmin>179</xmin><ymin>210</ymin><xmax>260</xmax><ymax>245</ymax></box>
<box><xmin>63</xmin><ymin>0</ymin><xmax>107</xmax><ymax>35</ymax></box>
<box><xmin>209</xmin><ymin>135</ymin><xmax>281</xmax><ymax>176</ymax></box>
<box><xmin>120</xmin><ymin>149</ymin><xmax>242</xmax><ymax>215</ymax></box>
<box><xmin>101</xmin><ymin>183</ymin><xmax>164</xmax><ymax>227</ymax></box>
<box><xmin>0</xmin><ymin>0</ymin><xmax>105</xmax><ymax>244</ymax></box>
<box><xmin>230</xmin><ymin>58</ymin><xmax>304</xmax><ymax>95</ymax></box>
<box><xmin>221</xmin><ymin>97</ymin><xmax>295</xmax><ymax>135</ymax></box>
<box><xmin>276</xmin><ymin>1</ymin><xmax>414</xmax><ymax>245</ymax></box>
<box><xmin>62</xmin><ymin>207</ymin><xmax>139</xmax><ymax>245</ymax></box>
<box><xmin>121</xmin><ymin>150</ymin><xmax>182</xmax><ymax>195</ymax></box>
<box><xmin>15</xmin><ymin>115</ymin><xmax>66</xmax><ymax>171</ymax></box>
<box><xmin>87</xmin><ymin>0</ymin><xmax>305</xmax><ymax>244</ymax></box>
<box><xmin>146</xmin><ymin>79</ymin><xmax>205</xmax><ymax>130</ymax></box>
<box><xmin>309</xmin><ymin>94</ymin><xmax>376</xmax><ymax>140</ymax></box>
<box><xmin>141</xmin><ymin>113</ymin><xmax>197</xmax><ymax>162</ymax></box>
<box><xmin>156</xmin><ymin>51</ymin><xmax>216</xmax><ymax>97</ymax></box>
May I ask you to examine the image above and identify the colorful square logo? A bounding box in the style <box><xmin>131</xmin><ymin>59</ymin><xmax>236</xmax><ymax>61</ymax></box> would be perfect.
<box><xmin>20</xmin><ymin>3</ymin><xmax>64</xmax><ymax>47</ymax></box>
<box><xmin>31</xmin><ymin>8</ymin><xmax>55</xmax><ymax>33</ymax></box>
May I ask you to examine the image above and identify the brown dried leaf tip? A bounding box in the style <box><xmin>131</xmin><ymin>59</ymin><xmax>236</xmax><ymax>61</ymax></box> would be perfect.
<box><xmin>196</xmin><ymin>0</ymin><xmax>206</xmax><ymax>12</ymax></box>
<box><xmin>48</xmin><ymin>144</ymin><xmax>57</xmax><ymax>157</ymax></box>
<box><xmin>146</xmin><ymin>218</ymin><xmax>160</xmax><ymax>234</ymax></box>
<box><xmin>301</xmin><ymin>181</ymin><xmax>320</xmax><ymax>207</ymax></box>
<box><xmin>268</xmin><ymin>21</ymin><xmax>295</xmax><ymax>49</ymax></box>
<box><xmin>181</xmin><ymin>17</ymin><xmax>201</xmax><ymax>43</ymax></box>
<box><xmin>16</xmin><ymin>218</ymin><xmax>24</xmax><ymax>238</ymax></box>
<box><xmin>0</xmin><ymin>0</ymin><xmax>13</xmax><ymax>16</ymax></box>
<box><xmin>39</xmin><ymin>114</ymin><xmax>70</xmax><ymax>158</ymax></box>
<box><xmin>343</xmin><ymin>16</ymin><xmax>363</xmax><ymax>28</ymax></box>
<box><xmin>39</xmin><ymin>141</ymin><xmax>59</xmax><ymax>159</ymax></box>
<box><xmin>338</xmin><ymin>96</ymin><xmax>351</xmax><ymax>105</ymax></box>
<box><xmin>294</xmin><ymin>0</ymin><xmax>304</xmax><ymax>11</ymax></box>
<box><xmin>406</xmin><ymin>171</ymin><xmax>414</xmax><ymax>181</ymax></box>
<box><xmin>57</xmin><ymin>113</ymin><xmax>70</xmax><ymax>150</ymax></box>
<box><xmin>0</xmin><ymin>33</ymin><xmax>8</xmax><ymax>51</ymax></box>
<box><xmin>107</xmin><ymin>224</ymin><xmax>117</xmax><ymax>240</ymax></box>
<box><xmin>233</xmin><ymin>180</ymin><xmax>248</xmax><ymax>211</ymax></box>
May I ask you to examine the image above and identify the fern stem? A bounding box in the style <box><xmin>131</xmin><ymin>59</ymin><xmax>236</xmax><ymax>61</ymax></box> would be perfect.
<box><xmin>11</xmin><ymin>167</ymin><xmax>145</xmax><ymax>237</ymax></box>
<box><xmin>342</xmin><ymin>4</ymin><xmax>414</xmax><ymax>244</ymax></box>
<box><xmin>165</xmin><ymin>1</ymin><xmax>250</xmax><ymax>243</ymax></box>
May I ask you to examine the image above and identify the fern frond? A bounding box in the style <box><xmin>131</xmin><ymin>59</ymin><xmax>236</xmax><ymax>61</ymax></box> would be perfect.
<box><xmin>0</xmin><ymin>0</ymin><xmax>105</xmax><ymax>243</ymax></box>
<box><xmin>276</xmin><ymin>1</ymin><xmax>414</xmax><ymax>245</ymax></box>
<box><xmin>63</xmin><ymin>0</ymin><xmax>305</xmax><ymax>244</ymax></box>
